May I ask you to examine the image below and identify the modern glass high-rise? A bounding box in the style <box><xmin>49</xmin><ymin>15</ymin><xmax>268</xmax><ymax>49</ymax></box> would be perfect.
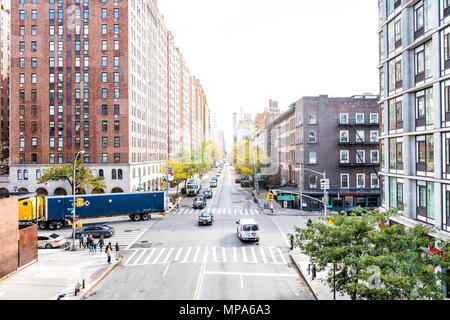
<box><xmin>378</xmin><ymin>0</ymin><xmax>450</xmax><ymax>238</ymax></box>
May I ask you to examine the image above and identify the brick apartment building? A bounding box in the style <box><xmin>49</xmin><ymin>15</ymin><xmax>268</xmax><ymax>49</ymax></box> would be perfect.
<box><xmin>271</xmin><ymin>95</ymin><xmax>381</xmax><ymax>211</ymax></box>
<box><xmin>2</xmin><ymin>0</ymin><xmax>212</xmax><ymax>196</ymax></box>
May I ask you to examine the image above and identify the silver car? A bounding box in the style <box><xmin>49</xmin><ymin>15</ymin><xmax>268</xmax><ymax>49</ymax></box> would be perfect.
<box><xmin>38</xmin><ymin>233</ymin><xmax>66</xmax><ymax>249</ymax></box>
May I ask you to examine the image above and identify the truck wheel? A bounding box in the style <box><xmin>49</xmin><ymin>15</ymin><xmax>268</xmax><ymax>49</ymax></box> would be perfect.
<box><xmin>56</xmin><ymin>222</ymin><xmax>62</xmax><ymax>229</ymax></box>
<box><xmin>141</xmin><ymin>213</ymin><xmax>149</xmax><ymax>220</ymax></box>
<box><xmin>132</xmin><ymin>214</ymin><xmax>141</xmax><ymax>221</ymax></box>
<box><xmin>38</xmin><ymin>221</ymin><xmax>48</xmax><ymax>230</ymax></box>
<box><xmin>48</xmin><ymin>222</ymin><xmax>57</xmax><ymax>230</ymax></box>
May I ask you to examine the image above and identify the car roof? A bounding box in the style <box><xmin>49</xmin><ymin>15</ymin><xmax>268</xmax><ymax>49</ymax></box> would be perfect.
<box><xmin>238</xmin><ymin>218</ymin><xmax>258</xmax><ymax>224</ymax></box>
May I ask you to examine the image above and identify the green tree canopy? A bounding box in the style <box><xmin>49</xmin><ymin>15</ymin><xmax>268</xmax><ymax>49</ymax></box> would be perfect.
<box><xmin>39</xmin><ymin>160</ymin><xmax>106</xmax><ymax>194</ymax></box>
<box><xmin>295</xmin><ymin>208</ymin><xmax>450</xmax><ymax>300</ymax></box>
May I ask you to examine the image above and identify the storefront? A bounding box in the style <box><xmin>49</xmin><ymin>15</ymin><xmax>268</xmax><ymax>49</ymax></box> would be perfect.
<box><xmin>273</xmin><ymin>187</ymin><xmax>380</xmax><ymax>212</ymax></box>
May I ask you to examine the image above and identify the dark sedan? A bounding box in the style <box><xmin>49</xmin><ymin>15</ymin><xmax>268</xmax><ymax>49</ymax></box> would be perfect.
<box><xmin>73</xmin><ymin>224</ymin><xmax>115</xmax><ymax>239</ymax></box>
<box><xmin>198</xmin><ymin>212</ymin><xmax>214</xmax><ymax>226</ymax></box>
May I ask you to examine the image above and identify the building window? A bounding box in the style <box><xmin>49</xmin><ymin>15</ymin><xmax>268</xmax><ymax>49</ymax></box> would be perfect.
<box><xmin>356</xmin><ymin>113</ymin><xmax>364</xmax><ymax>124</ymax></box>
<box><xmin>357</xmin><ymin>174</ymin><xmax>365</xmax><ymax>188</ymax></box>
<box><xmin>415</xmin><ymin>41</ymin><xmax>432</xmax><ymax>82</ymax></box>
<box><xmin>339</xmin><ymin>113</ymin><xmax>348</xmax><ymax>124</ymax></box>
<box><xmin>371</xmin><ymin>174</ymin><xmax>379</xmax><ymax>188</ymax></box>
<box><xmin>416</xmin><ymin>135</ymin><xmax>434</xmax><ymax>172</ymax></box>
<box><xmin>114</xmin><ymin>153</ymin><xmax>120</xmax><ymax>163</ymax></box>
<box><xmin>309</xmin><ymin>114</ymin><xmax>317</xmax><ymax>124</ymax></box>
<box><xmin>370</xmin><ymin>130</ymin><xmax>379</xmax><ymax>142</ymax></box>
<box><xmin>341</xmin><ymin>174</ymin><xmax>349</xmax><ymax>189</ymax></box>
<box><xmin>102</xmin><ymin>153</ymin><xmax>108</xmax><ymax>163</ymax></box>
<box><xmin>370</xmin><ymin>150</ymin><xmax>379</xmax><ymax>163</ymax></box>
<box><xmin>309</xmin><ymin>151</ymin><xmax>317</xmax><ymax>164</ymax></box>
<box><xmin>356</xmin><ymin>130</ymin><xmax>365</xmax><ymax>143</ymax></box>
<box><xmin>340</xmin><ymin>150</ymin><xmax>349</xmax><ymax>163</ymax></box>
<box><xmin>114</xmin><ymin>137</ymin><xmax>120</xmax><ymax>147</ymax></box>
<box><xmin>356</xmin><ymin>150</ymin><xmax>365</xmax><ymax>164</ymax></box>
<box><xmin>102</xmin><ymin>56</ymin><xmax>107</xmax><ymax>67</ymax></box>
<box><xmin>340</xmin><ymin>130</ymin><xmax>349</xmax><ymax>143</ymax></box>
<box><xmin>370</xmin><ymin>113</ymin><xmax>379</xmax><ymax>124</ymax></box>
<box><xmin>49</xmin><ymin>153</ymin><xmax>55</xmax><ymax>164</ymax></box>
<box><xmin>308</xmin><ymin>131</ymin><xmax>316</xmax><ymax>143</ymax></box>
<box><xmin>416</xmin><ymin>88</ymin><xmax>433</xmax><ymax>126</ymax></box>
<box><xmin>102</xmin><ymin>24</ymin><xmax>107</xmax><ymax>35</ymax></box>
<box><xmin>102</xmin><ymin>8</ymin><xmax>107</xmax><ymax>19</ymax></box>
<box><xmin>102</xmin><ymin>121</ymin><xmax>108</xmax><ymax>132</ymax></box>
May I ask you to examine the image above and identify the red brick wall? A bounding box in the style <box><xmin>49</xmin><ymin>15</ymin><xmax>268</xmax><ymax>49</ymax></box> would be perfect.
<box><xmin>0</xmin><ymin>197</ymin><xmax>19</xmax><ymax>278</ymax></box>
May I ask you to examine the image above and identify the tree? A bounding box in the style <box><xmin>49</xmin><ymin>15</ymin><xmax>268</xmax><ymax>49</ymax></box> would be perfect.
<box><xmin>39</xmin><ymin>160</ymin><xmax>106</xmax><ymax>195</ymax></box>
<box><xmin>0</xmin><ymin>142</ymin><xmax>8</xmax><ymax>175</ymax></box>
<box><xmin>295</xmin><ymin>208</ymin><xmax>450</xmax><ymax>300</ymax></box>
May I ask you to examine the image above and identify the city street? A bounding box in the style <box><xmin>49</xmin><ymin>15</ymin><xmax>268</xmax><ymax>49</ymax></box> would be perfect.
<box><xmin>81</xmin><ymin>165</ymin><xmax>315</xmax><ymax>300</ymax></box>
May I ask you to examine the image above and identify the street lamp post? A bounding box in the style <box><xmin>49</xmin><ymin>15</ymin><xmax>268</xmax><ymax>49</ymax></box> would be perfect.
<box><xmin>295</xmin><ymin>167</ymin><xmax>328</xmax><ymax>216</ymax></box>
<box><xmin>72</xmin><ymin>150</ymin><xmax>85</xmax><ymax>251</ymax></box>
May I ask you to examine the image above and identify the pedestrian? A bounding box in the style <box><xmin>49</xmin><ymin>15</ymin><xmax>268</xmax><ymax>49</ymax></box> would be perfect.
<box><xmin>270</xmin><ymin>202</ymin><xmax>274</xmax><ymax>213</ymax></box>
<box><xmin>105</xmin><ymin>243</ymin><xmax>111</xmax><ymax>264</ymax></box>
<box><xmin>176</xmin><ymin>199</ymin><xmax>180</xmax><ymax>211</ymax></box>
<box><xmin>83</xmin><ymin>234</ymin><xmax>88</xmax><ymax>250</ymax></box>
<box><xmin>98</xmin><ymin>236</ymin><xmax>104</xmax><ymax>253</ymax></box>
<box><xmin>92</xmin><ymin>239</ymin><xmax>97</xmax><ymax>253</ymax></box>
<box><xmin>88</xmin><ymin>235</ymin><xmax>94</xmax><ymax>253</ymax></box>
<box><xmin>115</xmin><ymin>242</ymin><xmax>120</xmax><ymax>261</ymax></box>
<box><xmin>78</xmin><ymin>233</ymin><xmax>84</xmax><ymax>249</ymax></box>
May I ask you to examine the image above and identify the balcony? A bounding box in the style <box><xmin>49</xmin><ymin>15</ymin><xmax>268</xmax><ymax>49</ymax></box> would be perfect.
<box><xmin>338</xmin><ymin>121</ymin><xmax>379</xmax><ymax>127</ymax></box>
<box><xmin>338</xmin><ymin>140</ymin><xmax>379</xmax><ymax>146</ymax></box>
<box><xmin>339</xmin><ymin>162</ymin><xmax>379</xmax><ymax>167</ymax></box>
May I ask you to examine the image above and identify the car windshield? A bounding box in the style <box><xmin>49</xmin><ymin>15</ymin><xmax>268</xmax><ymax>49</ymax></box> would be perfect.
<box><xmin>196</xmin><ymin>197</ymin><xmax>203</xmax><ymax>201</ymax></box>
<box><xmin>187</xmin><ymin>185</ymin><xmax>196</xmax><ymax>189</ymax></box>
<box><xmin>49</xmin><ymin>234</ymin><xmax>60</xmax><ymax>239</ymax></box>
<box><xmin>201</xmin><ymin>214</ymin><xmax>210</xmax><ymax>218</ymax></box>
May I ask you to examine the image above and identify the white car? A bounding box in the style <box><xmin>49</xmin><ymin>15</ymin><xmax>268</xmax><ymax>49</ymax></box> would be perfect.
<box><xmin>236</xmin><ymin>218</ymin><xmax>260</xmax><ymax>242</ymax></box>
<box><xmin>38</xmin><ymin>233</ymin><xmax>66</xmax><ymax>249</ymax></box>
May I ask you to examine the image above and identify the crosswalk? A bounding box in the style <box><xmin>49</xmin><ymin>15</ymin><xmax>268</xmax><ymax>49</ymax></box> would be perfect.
<box><xmin>122</xmin><ymin>246</ymin><xmax>288</xmax><ymax>266</ymax></box>
<box><xmin>172</xmin><ymin>207</ymin><xmax>260</xmax><ymax>216</ymax></box>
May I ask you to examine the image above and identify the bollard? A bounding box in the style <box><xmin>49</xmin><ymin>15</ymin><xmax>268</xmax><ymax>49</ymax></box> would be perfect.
<box><xmin>307</xmin><ymin>264</ymin><xmax>311</xmax><ymax>275</ymax></box>
<box><xmin>312</xmin><ymin>265</ymin><xmax>316</xmax><ymax>280</ymax></box>
<box><xmin>82</xmin><ymin>279</ymin><xmax>85</xmax><ymax>289</ymax></box>
<box><xmin>75</xmin><ymin>282</ymin><xmax>80</xmax><ymax>296</ymax></box>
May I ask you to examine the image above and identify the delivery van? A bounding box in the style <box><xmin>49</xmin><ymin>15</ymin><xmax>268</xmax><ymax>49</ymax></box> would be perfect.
<box><xmin>236</xmin><ymin>218</ymin><xmax>260</xmax><ymax>242</ymax></box>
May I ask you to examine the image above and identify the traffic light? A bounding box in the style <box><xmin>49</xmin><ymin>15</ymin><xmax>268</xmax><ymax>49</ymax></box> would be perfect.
<box><xmin>76</xmin><ymin>198</ymin><xmax>84</xmax><ymax>207</ymax></box>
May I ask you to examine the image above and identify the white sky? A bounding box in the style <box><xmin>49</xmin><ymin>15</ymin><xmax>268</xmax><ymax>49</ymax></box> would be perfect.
<box><xmin>158</xmin><ymin>0</ymin><xmax>380</xmax><ymax>151</ymax></box>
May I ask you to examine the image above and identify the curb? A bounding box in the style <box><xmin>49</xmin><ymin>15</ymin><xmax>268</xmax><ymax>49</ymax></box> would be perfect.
<box><xmin>289</xmin><ymin>251</ymin><xmax>318</xmax><ymax>300</ymax></box>
<box><xmin>79</xmin><ymin>255</ymin><xmax>123</xmax><ymax>300</ymax></box>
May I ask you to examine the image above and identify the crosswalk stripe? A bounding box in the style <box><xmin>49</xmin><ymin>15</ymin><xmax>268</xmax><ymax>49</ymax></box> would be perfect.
<box><xmin>143</xmin><ymin>248</ymin><xmax>157</xmax><ymax>265</ymax></box>
<box><xmin>250</xmin><ymin>247</ymin><xmax>258</xmax><ymax>263</ymax></box>
<box><xmin>228</xmin><ymin>208</ymin><xmax>232</xmax><ymax>215</ymax></box>
<box><xmin>174</xmin><ymin>247</ymin><xmax>183</xmax><ymax>262</ymax></box>
<box><xmin>124</xmin><ymin>248</ymin><xmax>140</xmax><ymax>265</ymax></box>
<box><xmin>222</xmin><ymin>247</ymin><xmax>227</xmax><ymax>263</ymax></box>
<box><xmin>234</xmin><ymin>209</ymin><xmax>237</xmax><ymax>215</ymax></box>
<box><xmin>182</xmin><ymin>247</ymin><xmax>192</xmax><ymax>263</ymax></box>
<box><xmin>268</xmin><ymin>247</ymin><xmax>279</xmax><ymax>264</ymax></box>
<box><xmin>233</xmin><ymin>247</ymin><xmax>238</xmax><ymax>263</ymax></box>
<box><xmin>152</xmin><ymin>248</ymin><xmax>167</xmax><ymax>264</ymax></box>
<box><xmin>202</xmin><ymin>247</ymin><xmax>209</xmax><ymax>262</ymax></box>
<box><xmin>242</xmin><ymin>247</ymin><xmax>248</xmax><ymax>263</ymax></box>
<box><xmin>277</xmin><ymin>248</ymin><xmax>287</xmax><ymax>265</ymax></box>
<box><xmin>162</xmin><ymin>248</ymin><xmax>175</xmax><ymax>264</ymax></box>
<box><xmin>259</xmin><ymin>247</ymin><xmax>267</xmax><ymax>263</ymax></box>
<box><xmin>189</xmin><ymin>209</ymin><xmax>194</xmax><ymax>215</ymax></box>
<box><xmin>132</xmin><ymin>249</ymin><xmax>147</xmax><ymax>266</ymax></box>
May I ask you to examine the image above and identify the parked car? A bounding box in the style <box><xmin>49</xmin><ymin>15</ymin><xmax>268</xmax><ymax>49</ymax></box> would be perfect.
<box><xmin>73</xmin><ymin>224</ymin><xmax>115</xmax><ymax>239</ymax></box>
<box><xmin>204</xmin><ymin>189</ymin><xmax>213</xmax><ymax>199</ymax></box>
<box><xmin>38</xmin><ymin>233</ymin><xmax>66</xmax><ymax>249</ymax></box>
<box><xmin>235</xmin><ymin>178</ymin><xmax>241</xmax><ymax>183</ymax></box>
<box><xmin>193</xmin><ymin>196</ymin><xmax>207</xmax><ymax>209</ymax></box>
<box><xmin>198</xmin><ymin>212</ymin><xmax>214</xmax><ymax>226</ymax></box>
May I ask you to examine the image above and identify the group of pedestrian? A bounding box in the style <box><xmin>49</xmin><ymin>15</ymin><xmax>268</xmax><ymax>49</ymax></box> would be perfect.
<box><xmin>78</xmin><ymin>234</ymin><xmax>120</xmax><ymax>263</ymax></box>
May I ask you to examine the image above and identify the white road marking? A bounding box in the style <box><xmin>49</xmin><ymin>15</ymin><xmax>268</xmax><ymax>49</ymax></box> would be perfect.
<box><xmin>182</xmin><ymin>247</ymin><xmax>193</xmax><ymax>263</ymax></box>
<box><xmin>125</xmin><ymin>228</ymin><xmax>148</xmax><ymax>250</ymax></box>
<box><xmin>162</xmin><ymin>248</ymin><xmax>175</xmax><ymax>264</ymax></box>
<box><xmin>163</xmin><ymin>264</ymin><xmax>170</xmax><ymax>277</ymax></box>
<box><xmin>222</xmin><ymin>247</ymin><xmax>227</xmax><ymax>263</ymax></box>
<box><xmin>132</xmin><ymin>248</ymin><xmax>148</xmax><ymax>265</ymax></box>
<box><xmin>204</xmin><ymin>271</ymin><xmax>298</xmax><ymax>278</ymax></box>
<box><xmin>268</xmin><ymin>247</ymin><xmax>279</xmax><ymax>264</ymax></box>
<box><xmin>143</xmin><ymin>248</ymin><xmax>157</xmax><ymax>265</ymax></box>
<box><xmin>250</xmin><ymin>247</ymin><xmax>258</xmax><ymax>263</ymax></box>
<box><xmin>277</xmin><ymin>248</ymin><xmax>287</xmax><ymax>265</ymax></box>
<box><xmin>124</xmin><ymin>249</ymin><xmax>140</xmax><ymax>265</ymax></box>
<box><xmin>242</xmin><ymin>247</ymin><xmax>248</xmax><ymax>263</ymax></box>
<box><xmin>233</xmin><ymin>247</ymin><xmax>237</xmax><ymax>263</ymax></box>
<box><xmin>259</xmin><ymin>247</ymin><xmax>268</xmax><ymax>263</ymax></box>
<box><xmin>152</xmin><ymin>248</ymin><xmax>166</xmax><ymax>264</ymax></box>
<box><xmin>174</xmin><ymin>247</ymin><xmax>183</xmax><ymax>262</ymax></box>
<box><xmin>192</xmin><ymin>247</ymin><xmax>201</xmax><ymax>263</ymax></box>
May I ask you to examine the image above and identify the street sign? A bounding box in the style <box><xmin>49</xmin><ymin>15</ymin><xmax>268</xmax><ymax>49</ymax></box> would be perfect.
<box><xmin>278</xmin><ymin>196</ymin><xmax>295</xmax><ymax>201</ymax></box>
<box><xmin>320</xmin><ymin>178</ymin><xmax>330</xmax><ymax>190</ymax></box>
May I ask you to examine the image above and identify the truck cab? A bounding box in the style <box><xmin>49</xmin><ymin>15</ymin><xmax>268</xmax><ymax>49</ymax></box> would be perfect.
<box><xmin>186</xmin><ymin>180</ymin><xmax>201</xmax><ymax>197</ymax></box>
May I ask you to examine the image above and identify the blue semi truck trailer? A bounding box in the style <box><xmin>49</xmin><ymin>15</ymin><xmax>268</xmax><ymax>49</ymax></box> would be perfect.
<box><xmin>21</xmin><ymin>191</ymin><xmax>166</xmax><ymax>230</ymax></box>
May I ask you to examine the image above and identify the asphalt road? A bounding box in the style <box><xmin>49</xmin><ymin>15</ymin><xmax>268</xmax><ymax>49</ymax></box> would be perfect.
<box><xmin>83</xmin><ymin>165</ymin><xmax>315</xmax><ymax>300</ymax></box>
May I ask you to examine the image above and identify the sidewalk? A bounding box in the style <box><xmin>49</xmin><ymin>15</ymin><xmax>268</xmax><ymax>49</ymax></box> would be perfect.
<box><xmin>290</xmin><ymin>248</ymin><xmax>350</xmax><ymax>300</ymax></box>
<box><xmin>0</xmin><ymin>247</ymin><xmax>121</xmax><ymax>300</ymax></box>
